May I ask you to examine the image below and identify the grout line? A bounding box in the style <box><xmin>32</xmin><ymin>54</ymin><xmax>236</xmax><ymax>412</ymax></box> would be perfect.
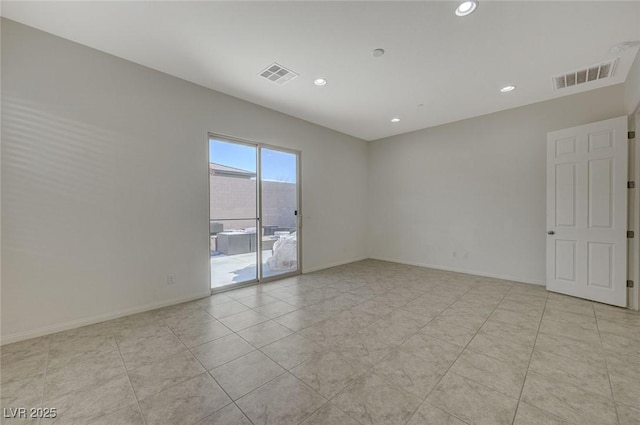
<box><xmin>279</xmin><ymin>304</ymin><xmax>397</xmax><ymax>424</ymax></box>
<box><xmin>112</xmin><ymin>332</ymin><xmax>149</xmax><ymax>425</ymax></box>
<box><xmin>210</xmin><ymin>277</ymin><xmax>533</xmax><ymax>424</ymax></box>
<box><xmin>594</xmin><ymin>304</ymin><xmax>623</xmax><ymax>425</ymax></box>
<box><xmin>509</xmin><ymin>290</ymin><xmax>549</xmax><ymax>425</ymax></box>
<box><xmin>36</xmin><ymin>338</ymin><xmax>51</xmax><ymax>425</ymax></box>
<box><xmin>172</xmin><ymin>293</ymin><xmax>351</xmax><ymax>424</ymax></box>
<box><xmin>161</xmin><ymin>312</ymin><xmax>254</xmax><ymax>425</ymax></box>
<box><xmin>246</xmin><ymin>284</ymin><xmax>401</xmax><ymax>424</ymax></box>
<box><xmin>21</xmin><ymin>268</ymin><xmax>567</xmax><ymax>425</ymax></box>
<box><xmin>280</xmin><ymin>341</ymin><xmax>375</xmax><ymax>424</ymax></box>
<box><xmin>398</xmin><ymin>283</ymin><xmax>514</xmax><ymax>425</ymax></box>
<box><xmin>206</xmin><ymin>291</ymin><xmax>368</xmax><ymax>424</ymax></box>
<box><xmin>292</xmin><ymin>279</ymin><xmax>481</xmax><ymax>425</ymax></box>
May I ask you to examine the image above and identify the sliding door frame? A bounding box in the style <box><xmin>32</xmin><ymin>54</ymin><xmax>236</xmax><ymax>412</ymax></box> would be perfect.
<box><xmin>208</xmin><ymin>132</ymin><xmax>302</xmax><ymax>294</ymax></box>
<box><xmin>209</xmin><ymin>135</ymin><xmax>260</xmax><ymax>290</ymax></box>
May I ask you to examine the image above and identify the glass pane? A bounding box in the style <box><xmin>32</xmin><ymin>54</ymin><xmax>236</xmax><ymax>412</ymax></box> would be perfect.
<box><xmin>260</xmin><ymin>148</ymin><xmax>298</xmax><ymax>278</ymax></box>
<box><xmin>210</xmin><ymin>139</ymin><xmax>258</xmax><ymax>289</ymax></box>
<box><xmin>210</xmin><ymin>219</ymin><xmax>259</xmax><ymax>288</ymax></box>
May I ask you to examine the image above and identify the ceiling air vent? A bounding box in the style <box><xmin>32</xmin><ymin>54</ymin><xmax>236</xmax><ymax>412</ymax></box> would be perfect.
<box><xmin>553</xmin><ymin>59</ymin><xmax>617</xmax><ymax>91</ymax></box>
<box><xmin>259</xmin><ymin>63</ymin><xmax>299</xmax><ymax>85</ymax></box>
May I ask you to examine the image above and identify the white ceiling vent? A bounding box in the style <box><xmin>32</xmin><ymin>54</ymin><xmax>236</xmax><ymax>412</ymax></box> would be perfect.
<box><xmin>552</xmin><ymin>59</ymin><xmax>617</xmax><ymax>90</ymax></box>
<box><xmin>259</xmin><ymin>63</ymin><xmax>299</xmax><ymax>85</ymax></box>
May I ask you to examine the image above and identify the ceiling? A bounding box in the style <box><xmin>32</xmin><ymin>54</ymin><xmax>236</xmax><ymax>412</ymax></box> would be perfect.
<box><xmin>3</xmin><ymin>1</ymin><xmax>640</xmax><ymax>141</ymax></box>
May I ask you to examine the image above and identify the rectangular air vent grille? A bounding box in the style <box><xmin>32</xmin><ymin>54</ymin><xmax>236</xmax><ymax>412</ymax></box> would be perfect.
<box><xmin>553</xmin><ymin>59</ymin><xmax>617</xmax><ymax>90</ymax></box>
<box><xmin>259</xmin><ymin>63</ymin><xmax>299</xmax><ymax>85</ymax></box>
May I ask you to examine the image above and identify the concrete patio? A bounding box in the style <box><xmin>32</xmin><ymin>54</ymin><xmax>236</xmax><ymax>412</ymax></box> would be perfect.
<box><xmin>211</xmin><ymin>251</ymin><xmax>293</xmax><ymax>289</ymax></box>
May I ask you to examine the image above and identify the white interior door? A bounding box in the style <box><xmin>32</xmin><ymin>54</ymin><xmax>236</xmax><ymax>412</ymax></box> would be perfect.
<box><xmin>546</xmin><ymin>116</ymin><xmax>628</xmax><ymax>306</ymax></box>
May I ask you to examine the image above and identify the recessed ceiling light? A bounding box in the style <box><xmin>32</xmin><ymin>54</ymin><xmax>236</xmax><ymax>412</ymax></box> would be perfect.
<box><xmin>314</xmin><ymin>78</ymin><xmax>327</xmax><ymax>86</ymax></box>
<box><xmin>455</xmin><ymin>1</ymin><xmax>478</xmax><ymax>16</ymax></box>
<box><xmin>372</xmin><ymin>48</ymin><xmax>385</xmax><ymax>57</ymax></box>
<box><xmin>500</xmin><ymin>85</ymin><xmax>516</xmax><ymax>93</ymax></box>
<box><xmin>391</xmin><ymin>118</ymin><xmax>400</xmax><ymax>123</ymax></box>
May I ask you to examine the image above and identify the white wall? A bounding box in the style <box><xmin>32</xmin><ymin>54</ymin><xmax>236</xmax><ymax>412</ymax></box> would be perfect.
<box><xmin>1</xmin><ymin>19</ymin><xmax>368</xmax><ymax>343</ymax></box>
<box><xmin>625</xmin><ymin>50</ymin><xmax>640</xmax><ymax>114</ymax></box>
<box><xmin>368</xmin><ymin>85</ymin><xmax>627</xmax><ymax>285</ymax></box>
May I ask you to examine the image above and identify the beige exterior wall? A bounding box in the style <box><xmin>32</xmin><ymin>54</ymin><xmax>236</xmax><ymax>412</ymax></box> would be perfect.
<box><xmin>209</xmin><ymin>175</ymin><xmax>297</xmax><ymax>232</ymax></box>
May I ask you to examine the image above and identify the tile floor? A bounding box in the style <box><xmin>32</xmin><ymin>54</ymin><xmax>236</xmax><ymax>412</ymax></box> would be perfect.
<box><xmin>2</xmin><ymin>260</ymin><xmax>639</xmax><ymax>425</ymax></box>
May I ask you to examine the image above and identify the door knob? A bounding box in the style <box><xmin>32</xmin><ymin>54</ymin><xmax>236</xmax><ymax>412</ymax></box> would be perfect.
<box><xmin>547</xmin><ymin>231</ymin><xmax>555</xmax><ymax>235</ymax></box>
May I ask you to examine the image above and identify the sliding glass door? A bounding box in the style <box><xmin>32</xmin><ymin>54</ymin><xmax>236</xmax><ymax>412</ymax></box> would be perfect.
<box><xmin>260</xmin><ymin>148</ymin><xmax>299</xmax><ymax>279</ymax></box>
<box><xmin>209</xmin><ymin>135</ymin><xmax>300</xmax><ymax>291</ymax></box>
<box><xmin>209</xmin><ymin>139</ymin><xmax>258</xmax><ymax>289</ymax></box>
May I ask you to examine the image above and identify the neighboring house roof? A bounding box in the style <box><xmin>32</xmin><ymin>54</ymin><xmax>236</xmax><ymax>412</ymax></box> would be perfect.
<box><xmin>210</xmin><ymin>162</ymin><xmax>256</xmax><ymax>179</ymax></box>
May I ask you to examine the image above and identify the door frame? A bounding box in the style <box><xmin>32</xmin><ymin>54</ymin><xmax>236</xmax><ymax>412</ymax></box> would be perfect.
<box><xmin>631</xmin><ymin>110</ymin><xmax>640</xmax><ymax>310</ymax></box>
<box><xmin>545</xmin><ymin>116</ymin><xmax>629</xmax><ymax>306</ymax></box>
<box><xmin>207</xmin><ymin>132</ymin><xmax>302</xmax><ymax>294</ymax></box>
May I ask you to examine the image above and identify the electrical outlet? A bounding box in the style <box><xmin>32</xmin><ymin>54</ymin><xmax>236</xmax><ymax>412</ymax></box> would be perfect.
<box><xmin>167</xmin><ymin>274</ymin><xmax>176</xmax><ymax>285</ymax></box>
<box><xmin>463</xmin><ymin>251</ymin><xmax>468</xmax><ymax>260</ymax></box>
<box><xmin>452</xmin><ymin>251</ymin><xmax>457</xmax><ymax>258</ymax></box>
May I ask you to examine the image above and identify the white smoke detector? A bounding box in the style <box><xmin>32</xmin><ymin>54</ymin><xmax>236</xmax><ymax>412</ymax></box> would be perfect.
<box><xmin>611</xmin><ymin>41</ymin><xmax>640</xmax><ymax>55</ymax></box>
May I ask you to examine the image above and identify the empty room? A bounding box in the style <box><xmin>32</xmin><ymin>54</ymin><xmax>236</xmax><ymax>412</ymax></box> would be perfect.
<box><xmin>2</xmin><ymin>1</ymin><xmax>640</xmax><ymax>425</ymax></box>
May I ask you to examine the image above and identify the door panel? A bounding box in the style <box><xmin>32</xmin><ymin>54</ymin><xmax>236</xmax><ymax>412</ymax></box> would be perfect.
<box><xmin>546</xmin><ymin>116</ymin><xmax>628</xmax><ymax>306</ymax></box>
<box><xmin>209</xmin><ymin>139</ymin><xmax>258</xmax><ymax>289</ymax></box>
<box><xmin>587</xmin><ymin>242</ymin><xmax>613</xmax><ymax>288</ymax></box>
<box><xmin>260</xmin><ymin>148</ymin><xmax>299</xmax><ymax>279</ymax></box>
<box><xmin>555</xmin><ymin>137</ymin><xmax>577</xmax><ymax>157</ymax></box>
<box><xmin>588</xmin><ymin>159</ymin><xmax>613</xmax><ymax>228</ymax></box>
<box><xmin>555</xmin><ymin>240</ymin><xmax>577</xmax><ymax>283</ymax></box>
<box><xmin>588</xmin><ymin>130</ymin><xmax>613</xmax><ymax>152</ymax></box>
<box><xmin>555</xmin><ymin>163</ymin><xmax>576</xmax><ymax>227</ymax></box>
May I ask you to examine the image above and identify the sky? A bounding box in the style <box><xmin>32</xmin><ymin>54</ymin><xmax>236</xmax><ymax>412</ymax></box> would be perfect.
<box><xmin>209</xmin><ymin>138</ymin><xmax>297</xmax><ymax>183</ymax></box>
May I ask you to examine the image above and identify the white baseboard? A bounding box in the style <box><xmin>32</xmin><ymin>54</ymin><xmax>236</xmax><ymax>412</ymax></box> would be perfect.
<box><xmin>2</xmin><ymin>258</ymin><xmax>545</xmax><ymax>345</ymax></box>
<box><xmin>302</xmin><ymin>256</ymin><xmax>368</xmax><ymax>274</ymax></box>
<box><xmin>1</xmin><ymin>291</ymin><xmax>212</xmax><ymax>346</ymax></box>
<box><xmin>368</xmin><ymin>256</ymin><xmax>546</xmax><ymax>286</ymax></box>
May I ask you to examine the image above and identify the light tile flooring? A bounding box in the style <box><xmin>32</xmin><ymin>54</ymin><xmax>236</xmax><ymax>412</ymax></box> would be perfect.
<box><xmin>2</xmin><ymin>260</ymin><xmax>640</xmax><ymax>425</ymax></box>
